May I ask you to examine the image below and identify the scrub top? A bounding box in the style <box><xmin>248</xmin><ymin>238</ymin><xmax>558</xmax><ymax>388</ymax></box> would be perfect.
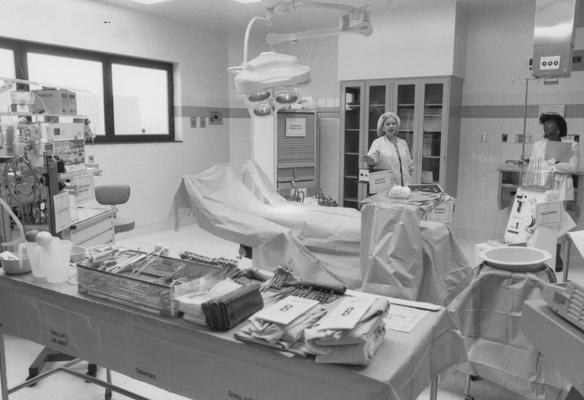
<box><xmin>367</xmin><ymin>136</ymin><xmax>414</xmax><ymax>187</ymax></box>
<box><xmin>530</xmin><ymin>139</ymin><xmax>579</xmax><ymax>201</ymax></box>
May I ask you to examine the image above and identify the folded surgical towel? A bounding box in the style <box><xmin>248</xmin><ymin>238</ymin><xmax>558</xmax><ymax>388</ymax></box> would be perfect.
<box><xmin>303</xmin><ymin>297</ymin><xmax>390</xmax><ymax>365</ymax></box>
<box><xmin>248</xmin><ymin>306</ymin><xmax>327</xmax><ymax>344</ymax></box>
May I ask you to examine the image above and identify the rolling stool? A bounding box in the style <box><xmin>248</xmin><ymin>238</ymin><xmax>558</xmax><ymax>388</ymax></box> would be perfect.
<box><xmin>95</xmin><ymin>184</ymin><xmax>135</xmax><ymax>235</ymax></box>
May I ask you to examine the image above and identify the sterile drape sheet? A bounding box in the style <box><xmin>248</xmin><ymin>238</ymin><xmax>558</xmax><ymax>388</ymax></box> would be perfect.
<box><xmin>0</xmin><ymin>274</ymin><xmax>468</xmax><ymax>400</ymax></box>
<box><xmin>448</xmin><ymin>265</ymin><xmax>566</xmax><ymax>399</ymax></box>
<box><xmin>171</xmin><ymin>161</ymin><xmax>362</xmax><ymax>288</ymax></box>
<box><xmin>360</xmin><ymin>202</ymin><xmax>472</xmax><ymax>305</ymax></box>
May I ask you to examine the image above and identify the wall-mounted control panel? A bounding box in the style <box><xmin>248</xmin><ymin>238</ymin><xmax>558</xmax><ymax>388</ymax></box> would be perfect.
<box><xmin>539</xmin><ymin>55</ymin><xmax>561</xmax><ymax>70</ymax></box>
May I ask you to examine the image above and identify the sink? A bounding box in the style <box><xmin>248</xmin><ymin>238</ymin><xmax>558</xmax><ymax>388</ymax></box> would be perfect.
<box><xmin>481</xmin><ymin>246</ymin><xmax>552</xmax><ymax>272</ymax></box>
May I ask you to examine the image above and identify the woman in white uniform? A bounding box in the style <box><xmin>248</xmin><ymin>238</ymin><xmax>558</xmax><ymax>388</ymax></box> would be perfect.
<box><xmin>530</xmin><ymin>113</ymin><xmax>579</xmax><ymax>200</ymax></box>
<box><xmin>363</xmin><ymin>112</ymin><xmax>414</xmax><ymax>187</ymax></box>
<box><xmin>529</xmin><ymin>113</ymin><xmax>579</xmax><ymax>271</ymax></box>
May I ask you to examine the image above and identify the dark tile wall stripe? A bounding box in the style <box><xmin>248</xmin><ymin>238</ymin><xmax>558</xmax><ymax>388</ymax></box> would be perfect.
<box><xmin>175</xmin><ymin>106</ymin><xmax>239</xmax><ymax>118</ymax></box>
<box><xmin>566</xmin><ymin>104</ymin><xmax>584</xmax><ymax>117</ymax></box>
<box><xmin>461</xmin><ymin>105</ymin><xmax>539</xmax><ymax>118</ymax></box>
<box><xmin>462</xmin><ymin>104</ymin><xmax>584</xmax><ymax>118</ymax></box>
<box><xmin>175</xmin><ymin>104</ymin><xmax>584</xmax><ymax>120</ymax></box>
<box><xmin>175</xmin><ymin>106</ymin><xmax>342</xmax><ymax>119</ymax></box>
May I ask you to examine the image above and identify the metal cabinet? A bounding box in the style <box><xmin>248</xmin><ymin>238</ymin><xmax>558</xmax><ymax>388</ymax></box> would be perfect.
<box><xmin>340</xmin><ymin>76</ymin><xmax>462</xmax><ymax>208</ymax></box>
<box><xmin>61</xmin><ymin>207</ymin><xmax>115</xmax><ymax>246</ymax></box>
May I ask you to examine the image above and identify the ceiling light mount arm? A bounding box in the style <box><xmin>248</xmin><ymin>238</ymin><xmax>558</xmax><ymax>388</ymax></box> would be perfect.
<box><xmin>228</xmin><ymin>0</ymin><xmax>373</xmax><ymax>118</ymax></box>
<box><xmin>265</xmin><ymin>2</ymin><xmax>371</xmax><ymax>47</ymax></box>
<box><xmin>268</xmin><ymin>0</ymin><xmax>366</xmax><ymax>16</ymax></box>
<box><xmin>241</xmin><ymin>15</ymin><xmax>273</xmax><ymax>68</ymax></box>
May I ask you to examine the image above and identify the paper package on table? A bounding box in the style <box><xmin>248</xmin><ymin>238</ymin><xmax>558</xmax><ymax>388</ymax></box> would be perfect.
<box><xmin>245</xmin><ymin>296</ymin><xmax>327</xmax><ymax>345</ymax></box>
<box><xmin>304</xmin><ymin>297</ymin><xmax>390</xmax><ymax>366</ymax></box>
<box><xmin>237</xmin><ymin>295</ymin><xmax>390</xmax><ymax>366</ymax></box>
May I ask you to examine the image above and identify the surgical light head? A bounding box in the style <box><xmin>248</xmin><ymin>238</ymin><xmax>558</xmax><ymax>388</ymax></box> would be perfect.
<box><xmin>229</xmin><ymin>0</ymin><xmax>372</xmax><ymax>118</ymax></box>
<box><xmin>233</xmin><ymin>51</ymin><xmax>310</xmax><ymax>117</ymax></box>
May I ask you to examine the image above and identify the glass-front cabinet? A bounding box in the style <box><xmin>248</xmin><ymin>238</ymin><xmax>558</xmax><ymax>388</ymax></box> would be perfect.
<box><xmin>341</xmin><ymin>81</ymin><xmax>364</xmax><ymax>209</ymax></box>
<box><xmin>394</xmin><ymin>79</ymin><xmax>449</xmax><ymax>186</ymax></box>
<box><xmin>340</xmin><ymin>76</ymin><xmax>462</xmax><ymax>207</ymax></box>
<box><xmin>340</xmin><ymin>80</ymin><xmax>391</xmax><ymax>208</ymax></box>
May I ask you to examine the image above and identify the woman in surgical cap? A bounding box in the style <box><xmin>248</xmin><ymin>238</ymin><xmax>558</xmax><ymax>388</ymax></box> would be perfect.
<box><xmin>363</xmin><ymin>112</ymin><xmax>415</xmax><ymax>187</ymax></box>
<box><xmin>529</xmin><ymin>113</ymin><xmax>579</xmax><ymax>272</ymax></box>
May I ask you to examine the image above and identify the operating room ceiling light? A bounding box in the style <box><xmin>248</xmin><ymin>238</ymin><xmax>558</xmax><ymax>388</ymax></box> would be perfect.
<box><xmin>229</xmin><ymin>0</ymin><xmax>372</xmax><ymax>118</ymax></box>
<box><xmin>127</xmin><ymin>0</ymin><xmax>172</xmax><ymax>4</ymax></box>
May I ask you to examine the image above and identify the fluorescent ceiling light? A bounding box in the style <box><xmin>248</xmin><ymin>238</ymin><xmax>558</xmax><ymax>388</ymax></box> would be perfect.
<box><xmin>234</xmin><ymin>0</ymin><xmax>262</xmax><ymax>4</ymax></box>
<box><xmin>128</xmin><ymin>0</ymin><xmax>172</xmax><ymax>4</ymax></box>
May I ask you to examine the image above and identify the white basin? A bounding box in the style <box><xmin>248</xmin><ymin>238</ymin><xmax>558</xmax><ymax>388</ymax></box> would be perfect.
<box><xmin>481</xmin><ymin>246</ymin><xmax>552</xmax><ymax>272</ymax></box>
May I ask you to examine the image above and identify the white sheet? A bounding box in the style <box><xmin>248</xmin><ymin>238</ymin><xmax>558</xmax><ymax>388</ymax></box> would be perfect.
<box><xmin>171</xmin><ymin>161</ymin><xmax>362</xmax><ymax>288</ymax></box>
<box><xmin>171</xmin><ymin>161</ymin><xmax>472</xmax><ymax>304</ymax></box>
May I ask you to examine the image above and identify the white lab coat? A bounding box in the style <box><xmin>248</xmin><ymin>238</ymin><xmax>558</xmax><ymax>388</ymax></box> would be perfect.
<box><xmin>367</xmin><ymin>136</ymin><xmax>414</xmax><ymax>187</ymax></box>
<box><xmin>530</xmin><ymin>139</ymin><xmax>579</xmax><ymax>201</ymax></box>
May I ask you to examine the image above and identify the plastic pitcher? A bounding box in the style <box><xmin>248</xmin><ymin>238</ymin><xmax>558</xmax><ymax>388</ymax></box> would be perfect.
<box><xmin>43</xmin><ymin>239</ymin><xmax>73</xmax><ymax>283</ymax></box>
<box><xmin>25</xmin><ymin>242</ymin><xmax>44</xmax><ymax>278</ymax></box>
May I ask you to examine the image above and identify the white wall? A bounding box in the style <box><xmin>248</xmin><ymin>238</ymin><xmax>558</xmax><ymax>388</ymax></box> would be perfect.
<box><xmin>1</xmin><ymin>0</ymin><xmax>232</xmax><ymax>233</ymax></box>
<box><xmin>456</xmin><ymin>3</ymin><xmax>584</xmax><ymax>241</ymax></box>
<box><xmin>338</xmin><ymin>0</ymin><xmax>458</xmax><ymax>80</ymax></box>
<box><xmin>452</xmin><ymin>5</ymin><xmax>468</xmax><ymax>79</ymax></box>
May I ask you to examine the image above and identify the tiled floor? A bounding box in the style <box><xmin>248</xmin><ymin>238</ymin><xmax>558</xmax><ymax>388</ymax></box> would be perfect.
<box><xmin>2</xmin><ymin>224</ymin><xmax>582</xmax><ymax>400</ymax></box>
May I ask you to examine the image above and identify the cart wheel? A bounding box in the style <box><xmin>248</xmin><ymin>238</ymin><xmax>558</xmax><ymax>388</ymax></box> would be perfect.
<box><xmin>105</xmin><ymin>389</ymin><xmax>112</xmax><ymax>400</ymax></box>
<box><xmin>464</xmin><ymin>395</ymin><xmax>475</xmax><ymax>400</ymax></box>
<box><xmin>26</xmin><ymin>369</ymin><xmax>39</xmax><ymax>387</ymax></box>
<box><xmin>86</xmin><ymin>363</ymin><xmax>98</xmax><ymax>378</ymax></box>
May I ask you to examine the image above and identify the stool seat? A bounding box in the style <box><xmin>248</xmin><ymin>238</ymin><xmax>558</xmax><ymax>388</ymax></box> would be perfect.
<box><xmin>114</xmin><ymin>217</ymin><xmax>135</xmax><ymax>233</ymax></box>
<box><xmin>94</xmin><ymin>184</ymin><xmax>135</xmax><ymax>236</ymax></box>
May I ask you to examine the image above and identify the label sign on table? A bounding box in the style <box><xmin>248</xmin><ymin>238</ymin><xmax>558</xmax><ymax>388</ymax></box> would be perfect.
<box><xmin>317</xmin><ymin>296</ymin><xmax>376</xmax><ymax>330</ymax></box>
<box><xmin>253</xmin><ymin>296</ymin><xmax>318</xmax><ymax>326</ymax></box>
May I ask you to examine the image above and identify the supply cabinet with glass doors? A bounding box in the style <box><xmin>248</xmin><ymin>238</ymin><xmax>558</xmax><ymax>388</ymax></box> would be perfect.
<box><xmin>340</xmin><ymin>76</ymin><xmax>462</xmax><ymax>208</ymax></box>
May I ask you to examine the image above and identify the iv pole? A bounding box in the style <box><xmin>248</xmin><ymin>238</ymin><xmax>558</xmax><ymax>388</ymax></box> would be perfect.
<box><xmin>513</xmin><ymin>77</ymin><xmax>540</xmax><ymax>174</ymax></box>
<box><xmin>521</xmin><ymin>77</ymin><xmax>529</xmax><ymax>163</ymax></box>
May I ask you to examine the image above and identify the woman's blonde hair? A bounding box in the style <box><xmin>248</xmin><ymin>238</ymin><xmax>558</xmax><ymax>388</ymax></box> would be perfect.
<box><xmin>376</xmin><ymin>112</ymin><xmax>401</xmax><ymax>137</ymax></box>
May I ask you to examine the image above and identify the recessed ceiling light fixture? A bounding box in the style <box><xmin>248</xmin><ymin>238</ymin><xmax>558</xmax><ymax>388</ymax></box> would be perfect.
<box><xmin>233</xmin><ymin>0</ymin><xmax>262</xmax><ymax>4</ymax></box>
<box><xmin>128</xmin><ymin>0</ymin><xmax>173</xmax><ymax>5</ymax></box>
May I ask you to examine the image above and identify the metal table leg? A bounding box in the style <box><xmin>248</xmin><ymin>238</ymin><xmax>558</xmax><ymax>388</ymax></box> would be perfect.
<box><xmin>563</xmin><ymin>238</ymin><xmax>571</xmax><ymax>283</ymax></box>
<box><xmin>0</xmin><ymin>334</ymin><xmax>8</xmax><ymax>400</ymax></box>
<box><xmin>429</xmin><ymin>375</ymin><xmax>438</xmax><ymax>400</ymax></box>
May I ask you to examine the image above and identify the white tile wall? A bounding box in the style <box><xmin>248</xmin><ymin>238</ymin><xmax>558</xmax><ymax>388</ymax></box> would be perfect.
<box><xmin>456</xmin><ymin>114</ymin><xmax>584</xmax><ymax>241</ymax></box>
